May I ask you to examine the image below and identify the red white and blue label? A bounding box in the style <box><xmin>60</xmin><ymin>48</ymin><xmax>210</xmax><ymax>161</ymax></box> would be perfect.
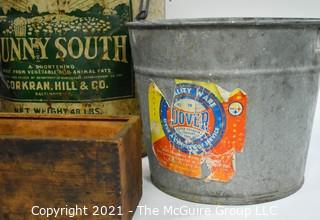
<box><xmin>160</xmin><ymin>83</ymin><xmax>226</xmax><ymax>154</ymax></box>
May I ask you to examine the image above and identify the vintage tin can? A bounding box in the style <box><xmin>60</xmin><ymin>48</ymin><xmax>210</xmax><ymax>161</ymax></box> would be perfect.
<box><xmin>0</xmin><ymin>0</ymin><xmax>164</xmax><ymax>116</ymax></box>
<box><xmin>128</xmin><ymin>18</ymin><xmax>320</xmax><ymax>204</ymax></box>
<box><xmin>0</xmin><ymin>0</ymin><xmax>164</xmax><ymax>155</ymax></box>
<box><xmin>0</xmin><ymin>0</ymin><xmax>135</xmax><ymax>115</ymax></box>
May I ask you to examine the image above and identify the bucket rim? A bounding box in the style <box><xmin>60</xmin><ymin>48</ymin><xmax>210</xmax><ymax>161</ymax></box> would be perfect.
<box><xmin>127</xmin><ymin>17</ymin><xmax>320</xmax><ymax>28</ymax></box>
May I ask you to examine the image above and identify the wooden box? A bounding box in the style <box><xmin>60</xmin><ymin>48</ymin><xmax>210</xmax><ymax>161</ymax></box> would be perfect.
<box><xmin>0</xmin><ymin>114</ymin><xmax>142</xmax><ymax>220</ymax></box>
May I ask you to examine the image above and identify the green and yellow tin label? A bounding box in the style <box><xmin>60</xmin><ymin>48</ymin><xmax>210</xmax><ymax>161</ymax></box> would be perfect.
<box><xmin>0</xmin><ymin>0</ymin><xmax>133</xmax><ymax>103</ymax></box>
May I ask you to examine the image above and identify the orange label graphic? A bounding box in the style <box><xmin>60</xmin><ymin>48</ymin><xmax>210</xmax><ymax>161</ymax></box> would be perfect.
<box><xmin>148</xmin><ymin>80</ymin><xmax>247</xmax><ymax>182</ymax></box>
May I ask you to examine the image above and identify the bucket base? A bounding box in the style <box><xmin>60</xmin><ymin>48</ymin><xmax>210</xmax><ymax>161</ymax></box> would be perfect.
<box><xmin>151</xmin><ymin>175</ymin><xmax>304</xmax><ymax>205</ymax></box>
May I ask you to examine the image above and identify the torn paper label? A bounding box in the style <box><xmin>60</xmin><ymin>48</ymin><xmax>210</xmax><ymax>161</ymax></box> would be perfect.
<box><xmin>148</xmin><ymin>79</ymin><xmax>248</xmax><ymax>182</ymax></box>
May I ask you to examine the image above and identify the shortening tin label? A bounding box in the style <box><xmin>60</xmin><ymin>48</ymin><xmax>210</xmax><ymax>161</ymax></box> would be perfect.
<box><xmin>0</xmin><ymin>0</ymin><xmax>133</xmax><ymax>102</ymax></box>
<box><xmin>148</xmin><ymin>79</ymin><xmax>247</xmax><ymax>182</ymax></box>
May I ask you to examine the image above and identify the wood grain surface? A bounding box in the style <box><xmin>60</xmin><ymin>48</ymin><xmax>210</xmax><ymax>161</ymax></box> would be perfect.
<box><xmin>0</xmin><ymin>114</ymin><xmax>142</xmax><ymax>220</ymax></box>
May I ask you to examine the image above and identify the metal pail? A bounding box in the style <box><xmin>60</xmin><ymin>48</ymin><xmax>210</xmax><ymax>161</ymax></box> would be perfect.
<box><xmin>127</xmin><ymin>17</ymin><xmax>320</xmax><ymax>204</ymax></box>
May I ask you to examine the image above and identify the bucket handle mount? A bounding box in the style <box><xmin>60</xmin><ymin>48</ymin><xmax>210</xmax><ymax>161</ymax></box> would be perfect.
<box><xmin>136</xmin><ymin>0</ymin><xmax>150</xmax><ymax>20</ymax></box>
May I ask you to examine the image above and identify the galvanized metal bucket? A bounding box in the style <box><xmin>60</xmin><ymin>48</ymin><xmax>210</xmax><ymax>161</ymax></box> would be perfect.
<box><xmin>128</xmin><ymin>17</ymin><xmax>320</xmax><ymax>204</ymax></box>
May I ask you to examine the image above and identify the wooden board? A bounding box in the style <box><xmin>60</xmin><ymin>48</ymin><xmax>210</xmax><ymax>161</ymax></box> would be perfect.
<box><xmin>0</xmin><ymin>114</ymin><xmax>142</xmax><ymax>220</ymax></box>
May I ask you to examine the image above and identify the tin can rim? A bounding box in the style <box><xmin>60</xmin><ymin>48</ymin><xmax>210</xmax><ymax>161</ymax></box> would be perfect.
<box><xmin>127</xmin><ymin>17</ymin><xmax>320</xmax><ymax>29</ymax></box>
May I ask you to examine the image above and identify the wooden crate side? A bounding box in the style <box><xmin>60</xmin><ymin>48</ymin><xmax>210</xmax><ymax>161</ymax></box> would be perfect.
<box><xmin>0</xmin><ymin>138</ymin><xmax>122</xmax><ymax>220</ymax></box>
<box><xmin>0</xmin><ymin>117</ymin><xmax>125</xmax><ymax>141</ymax></box>
<box><xmin>118</xmin><ymin>117</ymin><xmax>142</xmax><ymax>220</ymax></box>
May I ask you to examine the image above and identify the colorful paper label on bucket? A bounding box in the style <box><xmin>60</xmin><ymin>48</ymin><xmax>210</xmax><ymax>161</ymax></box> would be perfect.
<box><xmin>148</xmin><ymin>80</ymin><xmax>248</xmax><ymax>182</ymax></box>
